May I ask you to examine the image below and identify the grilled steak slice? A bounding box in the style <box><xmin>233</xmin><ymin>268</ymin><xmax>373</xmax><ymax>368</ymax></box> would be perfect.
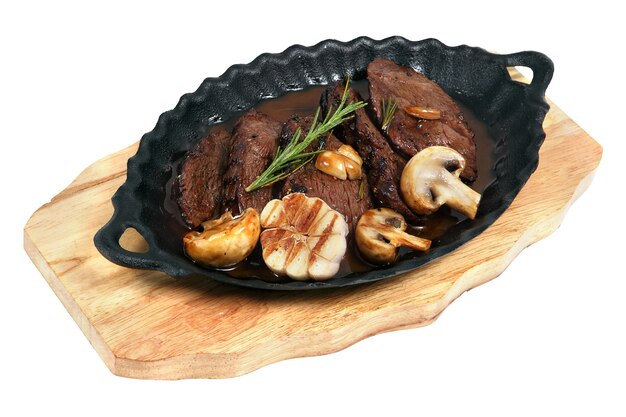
<box><xmin>175</xmin><ymin>128</ymin><xmax>231</xmax><ymax>228</ymax></box>
<box><xmin>367</xmin><ymin>58</ymin><xmax>477</xmax><ymax>181</ymax></box>
<box><xmin>223</xmin><ymin>109</ymin><xmax>282</xmax><ymax>215</ymax></box>
<box><xmin>279</xmin><ymin>117</ymin><xmax>372</xmax><ymax>230</ymax></box>
<box><xmin>322</xmin><ymin>82</ymin><xmax>420</xmax><ymax>223</ymax></box>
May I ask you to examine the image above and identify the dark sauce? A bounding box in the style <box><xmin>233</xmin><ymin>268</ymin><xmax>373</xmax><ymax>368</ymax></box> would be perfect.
<box><xmin>165</xmin><ymin>82</ymin><xmax>496</xmax><ymax>282</ymax></box>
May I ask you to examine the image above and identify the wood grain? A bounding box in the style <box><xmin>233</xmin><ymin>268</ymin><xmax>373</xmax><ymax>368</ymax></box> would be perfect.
<box><xmin>23</xmin><ymin>71</ymin><xmax>603</xmax><ymax>379</ymax></box>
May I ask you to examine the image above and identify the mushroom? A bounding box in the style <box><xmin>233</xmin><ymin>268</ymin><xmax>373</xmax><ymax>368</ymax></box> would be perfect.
<box><xmin>183</xmin><ymin>208</ymin><xmax>260</xmax><ymax>268</ymax></box>
<box><xmin>355</xmin><ymin>208</ymin><xmax>431</xmax><ymax>265</ymax></box>
<box><xmin>400</xmin><ymin>146</ymin><xmax>481</xmax><ymax>219</ymax></box>
<box><xmin>315</xmin><ymin>144</ymin><xmax>363</xmax><ymax>180</ymax></box>
<box><xmin>260</xmin><ymin>193</ymin><xmax>349</xmax><ymax>281</ymax></box>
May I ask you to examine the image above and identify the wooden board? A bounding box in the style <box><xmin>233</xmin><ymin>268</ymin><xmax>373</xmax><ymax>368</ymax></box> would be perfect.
<box><xmin>24</xmin><ymin>72</ymin><xmax>603</xmax><ymax>379</ymax></box>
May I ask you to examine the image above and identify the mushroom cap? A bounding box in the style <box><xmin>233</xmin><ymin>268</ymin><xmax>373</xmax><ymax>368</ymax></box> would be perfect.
<box><xmin>183</xmin><ymin>208</ymin><xmax>260</xmax><ymax>267</ymax></box>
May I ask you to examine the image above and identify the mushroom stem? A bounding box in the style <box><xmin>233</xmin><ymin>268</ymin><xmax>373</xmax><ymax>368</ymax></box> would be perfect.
<box><xmin>433</xmin><ymin>173</ymin><xmax>481</xmax><ymax>219</ymax></box>
<box><xmin>381</xmin><ymin>225</ymin><xmax>431</xmax><ymax>252</ymax></box>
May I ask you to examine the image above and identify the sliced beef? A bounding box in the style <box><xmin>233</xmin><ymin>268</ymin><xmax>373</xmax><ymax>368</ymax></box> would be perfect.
<box><xmin>222</xmin><ymin>109</ymin><xmax>282</xmax><ymax>215</ymax></box>
<box><xmin>322</xmin><ymin>82</ymin><xmax>420</xmax><ymax>223</ymax></box>
<box><xmin>175</xmin><ymin>128</ymin><xmax>231</xmax><ymax>228</ymax></box>
<box><xmin>367</xmin><ymin>58</ymin><xmax>477</xmax><ymax>181</ymax></box>
<box><xmin>279</xmin><ymin>117</ymin><xmax>372</xmax><ymax>230</ymax></box>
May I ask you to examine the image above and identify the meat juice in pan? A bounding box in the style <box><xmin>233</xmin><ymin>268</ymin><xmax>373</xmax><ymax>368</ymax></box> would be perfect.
<box><xmin>164</xmin><ymin>82</ymin><xmax>496</xmax><ymax>282</ymax></box>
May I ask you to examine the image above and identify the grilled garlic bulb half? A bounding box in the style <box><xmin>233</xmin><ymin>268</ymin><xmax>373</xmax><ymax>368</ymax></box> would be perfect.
<box><xmin>260</xmin><ymin>193</ymin><xmax>349</xmax><ymax>281</ymax></box>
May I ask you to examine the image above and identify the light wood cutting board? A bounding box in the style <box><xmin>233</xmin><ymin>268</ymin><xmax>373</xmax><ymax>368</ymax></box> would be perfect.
<box><xmin>23</xmin><ymin>71</ymin><xmax>602</xmax><ymax>379</ymax></box>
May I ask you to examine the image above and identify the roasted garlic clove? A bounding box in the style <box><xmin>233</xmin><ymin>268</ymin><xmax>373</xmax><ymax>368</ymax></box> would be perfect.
<box><xmin>183</xmin><ymin>208</ymin><xmax>260</xmax><ymax>267</ymax></box>
<box><xmin>404</xmin><ymin>106</ymin><xmax>441</xmax><ymax>120</ymax></box>
<box><xmin>259</xmin><ymin>199</ymin><xmax>288</xmax><ymax>229</ymax></box>
<box><xmin>355</xmin><ymin>208</ymin><xmax>431</xmax><ymax>265</ymax></box>
<box><xmin>260</xmin><ymin>193</ymin><xmax>349</xmax><ymax>281</ymax></box>
<box><xmin>315</xmin><ymin>144</ymin><xmax>363</xmax><ymax>180</ymax></box>
<box><xmin>336</xmin><ymin>144</ymin><xmax>363</xmax><ymax>166</ymax></box>
<box><xmin>400</xmin><ymin>146</ymin><xmax>481</xmax><ymax>219</ymax></box>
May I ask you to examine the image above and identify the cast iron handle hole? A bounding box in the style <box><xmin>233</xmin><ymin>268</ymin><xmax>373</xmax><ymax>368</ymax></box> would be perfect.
<box><xmin>118</xmin><ymin>227</ymin><xmax>150</xmax><ymax>254</ymax></box>
<box><xmin>508</xmin><ymin>66</ymin><xmax>533</xmax><ymax>85</ymax></box>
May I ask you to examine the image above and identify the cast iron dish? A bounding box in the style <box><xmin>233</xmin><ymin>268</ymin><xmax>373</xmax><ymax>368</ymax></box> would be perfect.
<box><xmin>94</xmin><ymin>36</ymin><xmax>553</xmax><ymax>290</ymax></box>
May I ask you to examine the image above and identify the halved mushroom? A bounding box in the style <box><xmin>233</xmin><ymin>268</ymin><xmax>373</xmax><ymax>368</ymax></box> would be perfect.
<box><xmin>183</xmin><ymin>208</ymin><xmax>260</xmax><ymax>267</ymax></box>
<box><xmin>356</xmin><ymin>208</ymin><xmax>431</xmax><ymax>265</ymax></box>
<box><xmin>400</xmin><ymin>146</ymin><xmax>481</xmax><ymax>219</ymax></box>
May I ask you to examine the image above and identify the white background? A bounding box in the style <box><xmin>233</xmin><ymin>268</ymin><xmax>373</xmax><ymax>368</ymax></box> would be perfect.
<box><xmin>2</xmin><ymin>1</ymin><xmax>624</xmax><ymax>416</ymax></box>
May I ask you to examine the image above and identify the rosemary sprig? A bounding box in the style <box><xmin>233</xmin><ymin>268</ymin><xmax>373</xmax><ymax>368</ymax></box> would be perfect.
<box><xmin>245</xmin><ymin>81</ymin><xmax>367</xmax><ymax>192</ymax></box>
<box><xmin>381</xmin><ymin>99</ymin><xmax>398</xmax><ymax>133</ymax></box>
<box><xmin>357</xmin><ymin>178</ymin><xmax>366</xmax><ymax>200</ymax></box>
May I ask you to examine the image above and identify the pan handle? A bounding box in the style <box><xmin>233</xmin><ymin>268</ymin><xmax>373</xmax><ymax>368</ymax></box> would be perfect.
<box><xmin>498</xmin><ymin>51</ymin><xmax>554</xmax><ymax>98</ymax></box>
<box><xmin>93</xmin><ymin>188</ymin><xmax>184</xmax><ymax>277</ymax></box>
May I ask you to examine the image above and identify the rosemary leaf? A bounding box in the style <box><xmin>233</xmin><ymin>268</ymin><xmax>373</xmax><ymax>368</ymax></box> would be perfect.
<box><xmin>357</xmin><ymin>178</ymin><xmax>366</xmax><ymax>200</ymax></box>
<box><xmin>381</xmin><ymin>99</ymin><xmax>398</xmax><ymax>133</ymax></box>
